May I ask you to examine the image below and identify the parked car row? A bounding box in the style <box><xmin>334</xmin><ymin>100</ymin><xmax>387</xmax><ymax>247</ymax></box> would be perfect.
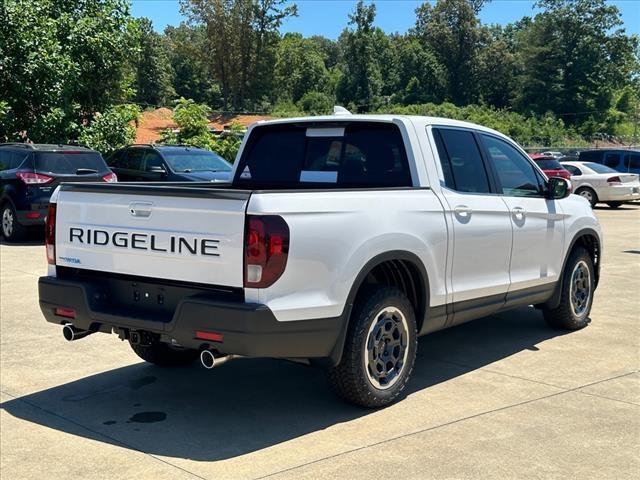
<box><xmin>0</xmin><ymin>143</ymin><xmax>233</xmax><ymax>241</ymax></box>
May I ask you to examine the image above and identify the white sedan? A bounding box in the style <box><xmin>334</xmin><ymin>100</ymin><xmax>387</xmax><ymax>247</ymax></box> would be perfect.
<box><xmin>561</xmin><ymin>161</ymin><xmax>640</xmax><ymax>208</ymax></box>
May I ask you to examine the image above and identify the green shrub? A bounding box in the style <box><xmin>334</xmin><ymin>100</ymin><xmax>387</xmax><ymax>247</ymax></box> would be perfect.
<box><xmin>78</xmin><ymin>104</ymin><xmax>141</xmax><ymax>155</ymax></box>
<box><xmin>298</xmin><ymin>91</ymin><xmax>333</xmax><ymax>115</ymax></box>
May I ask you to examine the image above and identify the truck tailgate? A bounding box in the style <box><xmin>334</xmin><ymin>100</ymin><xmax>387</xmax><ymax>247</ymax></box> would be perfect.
<box><xmin>54</xmin><ymin>184</ymin><xmax>250</xmax><ymax>287</ymax></box>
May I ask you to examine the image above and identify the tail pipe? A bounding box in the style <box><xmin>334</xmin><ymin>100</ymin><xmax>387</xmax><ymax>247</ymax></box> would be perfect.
<box><xmin>200</xmin><ymin>349</ymin><xmax>239</xmax><ymax>370</ymax></box>
<box><xmin>62</xmin><ymin>324</ymin><xmax>94</xmax><ymax>342</ymax></box>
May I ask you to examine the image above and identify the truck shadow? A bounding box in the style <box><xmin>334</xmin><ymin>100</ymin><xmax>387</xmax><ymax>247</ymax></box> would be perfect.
<box><xmin>1</xmin><ymin>307</ymin><xmax>568</xmax><ymax>461</ymax></box>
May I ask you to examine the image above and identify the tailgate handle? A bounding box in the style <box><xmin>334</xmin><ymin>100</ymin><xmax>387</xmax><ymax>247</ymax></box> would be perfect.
<box><xmin>129</xmin><ymin>202</ymin><xmax>153</xmax><ymax>218</ymax></box>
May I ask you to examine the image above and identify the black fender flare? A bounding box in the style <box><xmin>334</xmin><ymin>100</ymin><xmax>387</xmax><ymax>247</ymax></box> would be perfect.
<box><xmin>544</xmin><ymin>227</ymin><xmax>601</xmax><ymax>310</ymax></box>
<box><xmin>325</xmin><ymin>250</ymin><xmax>430</xmax><ymax>367</ymax></box>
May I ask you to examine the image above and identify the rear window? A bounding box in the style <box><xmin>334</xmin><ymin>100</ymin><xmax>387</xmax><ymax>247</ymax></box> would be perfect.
<box><xmin>534</xmin><ymin>158</ymin><xmax>563</xmax><ymax>170</ymax></box>
<box><xmin>583</xmin><ymin>162</ymin><xmax>618</xmax><ymax>174</ymax></box>
<box><xmin>233</xmin><ymin>123</ymin><xmax>412</xmax><ymax>189</ymax></box>
<box><xmin>624</xmin><ymin>154</ymin><xmax>640</xmax><ymax>170</ymax></box>
<box><xmin>0</xmin><ymin>151</ymin><xmax>29</xmax><ymax>171</ymax></box>
<box><xmin>35</xmin><ymin>152</ymin><xmax>108</xmax><ymax>174</ymax></box>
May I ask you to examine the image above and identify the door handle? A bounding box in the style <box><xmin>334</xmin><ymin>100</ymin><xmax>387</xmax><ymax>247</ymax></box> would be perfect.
<box><xmin>454</xmin><ymin>205</ymin><xmax>472</xmax><ymax>218</ymax></box>
<box><xmin>511</xmin><ymin>207</ymin><xmax>526</xmax><ymax>220</ymax></box>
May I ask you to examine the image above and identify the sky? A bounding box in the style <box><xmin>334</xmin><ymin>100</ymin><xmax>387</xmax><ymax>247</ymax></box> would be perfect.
<box><xmin>130</xmin><ymin>0</ymin><xmax>640</xmax><ymax>37</ymax></box>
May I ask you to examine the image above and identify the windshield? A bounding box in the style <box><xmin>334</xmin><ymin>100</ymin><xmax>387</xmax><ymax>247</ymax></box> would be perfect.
<box><xmin>584</xmin><ymin>162</ymin><xmax>618</xmax><ymax>174</ymax></box>
<box><xmin>162</xmin><ymin>150</ymin><xmax>232</xmax><ymax>173</ymax></box>
<box><xmin>35</xmin><ymin>152</ymin><xmax>107</xmax><ymax>174</ymax></box>
<box><xmin>534</xmin><ymin>159</ymin><xmax>563</xmax><ymax>170</ymax></box>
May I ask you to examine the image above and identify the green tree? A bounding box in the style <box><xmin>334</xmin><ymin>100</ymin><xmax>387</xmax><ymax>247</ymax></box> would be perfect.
<box><xmin>164</xmin><ymin>23</ymin><xmax>222</xmax><ymax>107</ymax></box>
<box><xmin>134</xmin><ymin>18</ymin><xmax>175</xmax><ymax>107</ymax></box>
<box><xmin>391</xmin><ymin>36</ymin><xmax>446</xmax><ymax>105</ymax></box>
<box><xmin>275</xmin><ymin>33</ymin><xmax>329</xmax><ymax>102</ymax></box>
<box><xmin>414</xmin><ymin>0</ymin><xmax>484</xmax><ymax>105</ymax></box>
<box><xmin>298</xmin><ymin>91</ymin><xmax>333</xmax><ymax>115</ymax></box>
<box><xmin>336</xmin><ymin>1</ymin><xmax>387</xmax><ymax>112</ymax></box>
<box><xmin>516</xmin><ymin>0</ymin><xmax>639</xmax><ymax>129</ymax></box>
<box><xmin>0</xmin><ymin>0</ymin><xmax>138</xmax><ymax>142</ymax></box>
<box><xmin>180</xmin><ymin>0</ymin><xmax>297</xmax><ymax>110</ymax></box>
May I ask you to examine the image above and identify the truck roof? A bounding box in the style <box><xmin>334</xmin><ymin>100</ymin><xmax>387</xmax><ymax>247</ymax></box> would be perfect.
<box><xmin>255</xmin><ymin>114</ymin><xmax>509</xmax><ymax>141</ymax></box>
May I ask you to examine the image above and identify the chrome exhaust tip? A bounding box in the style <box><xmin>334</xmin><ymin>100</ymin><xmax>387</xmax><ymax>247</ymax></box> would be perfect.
<box><xmin>200</xmin><ymin>349</ymin><xmax>216</xmax><ymax>369</ymax></box>
<box><xmin>62</xmin><ymin>324</ymin><xmax>93</xmax><ymax>342</ymax></box>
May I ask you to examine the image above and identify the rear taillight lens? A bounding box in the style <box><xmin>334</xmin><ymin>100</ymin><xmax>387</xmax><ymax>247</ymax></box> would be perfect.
<box><xmin>16</xmin><ymin>172</ymin><xmax>53</xmax><ymax>185</ymax></box>
<box><xmin>102</xmin><ymin>172</ymin><xmax>117</xmax><ymax>182</ymax></box>
<box><xmin>607</xmin><ymin>176</ymin><xmax>622</xmax><ymax>185</ymax></box>
<box><xmin>244</xmin><ymin>215</ymin><xmax>289</xmax><ymax>288</ymax></box>
<box><xmin>45</xmin><ymin>203</ymin><xmax>56</xmax><ymax>265</ymax></box>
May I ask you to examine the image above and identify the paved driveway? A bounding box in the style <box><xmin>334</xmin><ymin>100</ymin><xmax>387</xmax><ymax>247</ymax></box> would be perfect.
<box><xmin>1</xmin><ymin>206</ymin><xmax>638</xmax><ymax>479</ymax></box>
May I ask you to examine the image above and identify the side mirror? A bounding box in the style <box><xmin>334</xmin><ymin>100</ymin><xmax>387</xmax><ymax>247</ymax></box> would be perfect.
<box><xmin>148</xmin><ymin>166</ymin><xmax>167</xmax><ymax>175</ymax></box>
<box><xmin>547</xmin><ymin>177</ymin><xmax>571</xmax><ymax>199</ymax></box>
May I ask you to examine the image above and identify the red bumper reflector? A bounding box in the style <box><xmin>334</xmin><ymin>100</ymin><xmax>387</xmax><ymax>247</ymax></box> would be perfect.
<box><xmin>25</xmin><ymin>211</ymin><xmax>41</xmax><ymax>219</ymax></box>
<box><xmin>55</xmin><ymin>307</ymin><xmax>76</xmax><ymax>319</ymax></box>
<box><xmin>195</xmin><ymin>331</ymin><xmax>224</xmax><ymax>342</ymax></box>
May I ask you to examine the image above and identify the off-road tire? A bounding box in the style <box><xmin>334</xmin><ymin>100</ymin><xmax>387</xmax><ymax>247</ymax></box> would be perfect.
<box><xmin>130</xmin><ymin>341</ymin><xmax>199</xmax><ymax>367</ymax></box>
<box><xmin>1</xmin><ymin>203</ymin><xmax>27</xmax><ymax>242</ymax></box>
<box><xmin>328</xmin><ymin>286</ymin><xmax>417</xmax><ymax>408</ymax></box>
<box><xmin>543</xmin><ymin>247</ymin><xmax>594</xmax><ymax>330</ymax></box>
<box><xmin>575</xmin><ymin>187</ymin><xmax>598</xmax><ymax>208</ymax></box>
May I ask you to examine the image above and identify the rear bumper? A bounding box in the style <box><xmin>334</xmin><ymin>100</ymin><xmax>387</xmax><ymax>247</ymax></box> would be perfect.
<box><xmin>38</xmin><ymin>276</ymin><xmax>342</xmax><ymax>359</ymax></box>
<box><xmin>597</xmin><ymin>186</ymin><xmax>640</xmax><ymax>202</ymax></box>
<box><xmin>16</xmin><ymin>207</ymin><xmax>47</xmax><ymax>226</ymax></box>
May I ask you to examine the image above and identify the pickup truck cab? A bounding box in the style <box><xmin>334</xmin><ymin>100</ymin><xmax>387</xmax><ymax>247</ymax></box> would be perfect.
<box><xmin>38</xmin><ymin>112</ymin><xmax>602</xmax><ymax>407</ymax></box>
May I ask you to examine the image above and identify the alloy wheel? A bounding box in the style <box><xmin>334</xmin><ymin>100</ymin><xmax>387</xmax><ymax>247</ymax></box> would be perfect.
<box><xmin>570</xmin><ymin>260</ymin><xmax>591</xmax><ymax>317</ymax></box>
<box><xmin>2</xmin><ymin>208</ymin><xmax>13</xmax><ymax>238</ymax></box>
<box><xmin>363</xmin><ymin>306</ymin><xmax>409</xmax><ymax>390</ymax></box>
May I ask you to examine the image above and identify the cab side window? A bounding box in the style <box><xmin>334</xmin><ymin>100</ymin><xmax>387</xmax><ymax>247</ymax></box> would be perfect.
<box><xmin>564</xmin><ymin>164</ymin><xmax>582</xmax><ymax>176</ymax></box>
<box><xmin>123</xmin><ymin>149</ymin><xmax>145</xmax><ymax>171</ymax></box>
<box><xmin>481</xmin><ymin>134</ymin><xmax>544</xmax><ymax>197</ymax></box>
<box><xmin>604</xmin><ymin>153</ymin><xmax>620</xmax><ymax>169</ymax></box>
<box><xmin>433</xmin><ymin>128</ymin><xmax>491</xmax><ymax>193</ymax></box>
<box><xmin>143</xmin><ymin>151</ymin><xmax>164</xmax><ymax>171</ymax></box>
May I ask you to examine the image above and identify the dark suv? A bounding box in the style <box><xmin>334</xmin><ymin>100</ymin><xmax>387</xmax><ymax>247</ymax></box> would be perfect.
<box><xmin>107</xmin><ymin>145</ymin><xmax>232</xmax><ymax>182</ymax></box>
<box><xmin>578</xmin><ymin>149</ymin><xmax>640</xmax><ymax>174</ymax></box>
<box><xmin>0</xmin><ymin>144</ymin><xmax>116</xmax><ymax>241</ymax></box>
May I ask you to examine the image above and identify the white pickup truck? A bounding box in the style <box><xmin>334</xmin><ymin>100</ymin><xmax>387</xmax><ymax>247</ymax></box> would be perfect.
<box><xmin>39</xmin><ymin>112</ymin><xmax>602</xmax><ymax>407</ymax></box>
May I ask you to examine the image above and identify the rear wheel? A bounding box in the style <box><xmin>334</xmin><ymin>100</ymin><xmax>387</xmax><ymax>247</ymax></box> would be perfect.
<box><xmin>1</xmin><ymin>204</ymin><xmax>27</xmax><ymax>242</ymax></box>
<box><xmin>328</xmin><ymin>286</ymin><xmax>417</xmax><ymax>408</ymax></box>
<box><xmin>543</xmin><ymin>247</ymin><xmax>594</xmax><ymax>330</ymax></box>
<box><xmin>607</xmin><ymin>202</ymin><xmax>622</xmax><ymax>209</ymax></box>
<box><xmin>129</xmin><ymin>340</ymin><xmax>199</xmax><ymax>367</ymax></box>
<box><xmin>575</xmin><ymin>187</ymin><xmax>598</xmax><ymax>208</ymax></box>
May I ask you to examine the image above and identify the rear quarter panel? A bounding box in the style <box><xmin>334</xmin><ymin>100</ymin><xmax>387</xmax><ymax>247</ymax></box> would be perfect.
<box><xmin>246</xmin><ymin>189</ymin><xmax>448</xmax><ymax>322</ymax></box>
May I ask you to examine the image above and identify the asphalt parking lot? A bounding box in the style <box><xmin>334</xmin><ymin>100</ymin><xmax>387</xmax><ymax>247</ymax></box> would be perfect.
<box><xmin>1</xmin><ymin>206</ymin><xmax>639</xmax><ymax>480</ymax></box>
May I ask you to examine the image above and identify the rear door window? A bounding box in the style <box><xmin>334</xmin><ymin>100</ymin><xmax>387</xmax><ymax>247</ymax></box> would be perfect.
<box><xmin>121</xmin><ymin>149</ymin><xmax>145</xmax><ymax>171</ymax></box>
<box><xmin>603</xmin><ymin>153</ymin><xmax>621</xmax><ymax>169</ymax></box>
<box><xmin>35</xmin><ymin>152</ymin><xmax>107</xmax><ymax>174</ymax></box>
<box><xmin>433</xmin><ymin>128</ymin><xmax>491</xmax><ymax>193</ymax></box>
<box><xmin>234</xmin><ymin>123</ymin><xmax>412</xmax><ymax>188</ymax></box>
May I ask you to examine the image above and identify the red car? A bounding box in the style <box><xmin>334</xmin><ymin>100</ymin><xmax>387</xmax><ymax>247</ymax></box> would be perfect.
<box><xmin>529</xmin><ymin>153</ymin><xmax>572</xmax><ymax>180</ymax></box>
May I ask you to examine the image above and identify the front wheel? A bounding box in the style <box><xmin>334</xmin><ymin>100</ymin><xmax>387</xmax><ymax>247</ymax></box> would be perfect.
<box><xmin>130</xmin><ymin>340</ymin><xmax>199</xmax><ymax>367</ymax></box>
<box><xmin>543</xmin><ymin>247</ymin><xmax>594</xmax><ymax>330</ymax></box>
<box><xmin>328</xmin><ymin>286</ymin><xmax>417</xmax><ymax>408</ymax></box>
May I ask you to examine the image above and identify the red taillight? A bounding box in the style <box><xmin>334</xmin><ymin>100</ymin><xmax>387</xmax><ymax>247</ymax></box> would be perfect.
<box><xmin>102</xmin><ymin>172</ymin><xmax>117</xmax><ymax>182</ymax></box>
<box><xmin>55</xmin><ymin>307</ymin><xmax>76</xmax><ymax>319</ymax></box>
<box><xmin>243</xmin><ymin>215</ymin><xmax>289</xmax><ymax>288</ymax></box>
<box><xmin>25</xmin><ymin>211</ymin><xmax>41</xmax><ymax>219</ymax></box>
<box><xmin>194</xmin><ymin>331</ymin><xmax>224</xmax><ymax>342</ymax></box>
<box><xmin>45</xmin><ymin>203</ymin><xmax>56</xmax><ymax>265</ymax></box>
<box><xmin>607</xmin><ymin>176</ymin><xmax>622</xmax><ymax>185</ymax></box>
<box><xmin>16</xmin><ymin>172</ymin><xmax>53</xmax><ymax>185</ymax></box>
